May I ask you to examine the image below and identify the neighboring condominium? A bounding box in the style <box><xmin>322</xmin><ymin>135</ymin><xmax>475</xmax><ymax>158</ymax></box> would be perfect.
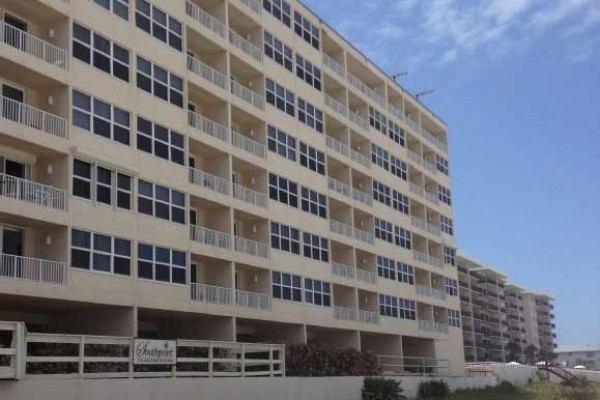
<box><xmin>0</xmin><ymin>0</ymin><xmax>464</xmax><ymax>374</ymax></box>
<box><xmin>457</xmin><ymin>253</ymin><xmax>556</xmax><ymax>363</ymax></box>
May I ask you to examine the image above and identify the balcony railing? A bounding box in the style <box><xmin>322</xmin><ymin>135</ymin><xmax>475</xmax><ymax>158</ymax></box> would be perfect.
<box><xmin>234</xmin><ymin>236</ymin><xmax>268</xmax><ymax>258</ymax></box>
<box><xmin>330</xmin><ymin>219</ymin><xmax>353</xmax><ymax>238</ymax></box>
<box><xmin>358</xmin><ymin>310</ymin><xmax>379</xmax><ymax>325</ymax></box>
<box><xmin>413</xmin><ymin>250</ymin><xmax>443</xmax><ymax>269</ymax></box>
<box><xmin>0</xmin><ymin>173</ymin><xmax>67</xmax><ymax>211</ymax></box>
<box><xmin>351</xmin><ymin>149</ymin><xmax>371</xmax><ymax>169</ymax></box>
<box><xmin>322</xmin><ymin>53</ymin><xmax>345</xmax><ymax>78</ymax></box>
<box><xmin>407</xmin><ymin>149</ymin><xmax>422</xmax><ymax>166</ymax></box>
<box><xmin>388</xmin><ymin>104</ymin><xmax>404</xmax><ymax>122</ymax></box>
<box><xmin>191</xmin><ymin>283</ymin><xmax>234</xmax><ymax>305</ymax></box>
<box><xmin>1</xmin><ymin>21</ymin><xmax>68</xmax><ymax>70</ymax></box>
<box><xmin>346</xmin><ymin>72</ymin><xmax>385</xmax><ymax>106</ymax></box>
<box><xmin>236</xmin><ymin>289</ymin><xmax>271</xmax><ymax>310</ymax></box>
<box><xmin>334</xmin><ymin>306</ymin><xmax>357</xmax><ymax>322</ymax></box>
<box><xmin>411</xmin><ymin>216</ymin><xmax>441</xmax><ymax>237</ymax></box>
<box><xmin>423</xmin><ymin>159</ymin><xmax>437</xmax><ymax>175</ymax></box>
<box><xmin>186</xmin><ymin>1</ymin><xmax>226</xmax><ymax>38</ymax></box>
<box><xmin>405</xmin><ymin>116</ymin><xmax>419</xmax><ymax>132</ymax></box>
<box><xmin>188</xmin><ymin>111</ymin><xmax>229</xmax><ymax>143</ymax></box>
<box><xmin>327</xmin><ymin>177</ymin><xmax>351</xmax><ymax>198</ymax></box>
<box><xmin>409</xmin><ymin>182</ymin><xmax>425</xmax><ymax>198</ymax></box>
<box><xmin>238</xmin><ymin>0</ymin><xmax>261</xmax><ymax>14</ymax></box>
<box><xmin>352</xmin><ymin>188</ymin><xmax>373</xmax><ymax>206</ymax></box>
<box><xmin>356</xmin><ymin>268</ymin><xmax>377</xmax><ymax>284</ymax></box>
<box><xmin>425</xmin><ymin>190</ymin><xmax>440</xmax><ymax>205</ymax></box>
<box><xmin>421</xmin><ymin>128</ymin><xmax>448</xmax><ymax>153</ymax></box>
<box><xmin>419</xmin><ymin>320</ymin><xmax>448</xmax><ymax>334</ymax></box>
<box><xmin>0</xmin><ymin>253</ymin><xmax>66</xmax><ymax>285</ymax></box>
<box><xmin>187</xmin><ymin>55</ymin><xmax>227</xmax><ymax>90</ymax></box>
<box><xmin>331</xmin><ymin>262</ymin><xmax>354</xmax><ymax>279</ymax></box>
<box><xmin>231</xmin><ymin>130</ymin><xmax>266</xmax><ymax>159</ymax></box>
<box><xmin>1</xmin><ymin>96</ymin><xmax>67</xmax><ymax>138</ymax></box>
<box><xmin>189</xmin><ymin>167</ymin><xmax>230</xmax><ymax>196</ymax></box>
<box><xmin>230</xmin><ymin>80</ymin><xmax>265</xmax><ymax>110</ymax></box>
<box><xmin>190</xmin><ymin>225</ymin><xmax>231</xmax><ymax>250</ymax></box>
<box><xmin>354</xmin><ymin>227</ymin><xmax>375</xmax><ymax>246</ymax></box>
<box><xmin>232</xmin><ymin>183</ymin><xmax>267</xmax><ymax>208</ymax></box>
<box><xmin>325</xmin><ymin>135</ymin><xmax>349</xmax><ymax>157</ymax></box>
<box><xmin>228</xmin><ymin>29</ymin><xmax>262</xmax><ymax>62</ymax></box>
<box><xmin>324</xmin><ymin>94</ymin><xmax>347</xmax><ymax>117</ymax></box>
<box><xmin>349</xmin><ymin>110</ymin><xmax>368</xmax><ymax>131</ymax></box>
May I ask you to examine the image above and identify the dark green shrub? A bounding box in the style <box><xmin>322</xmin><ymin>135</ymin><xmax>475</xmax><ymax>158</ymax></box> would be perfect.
<box><xmin>285</xmin><ymin>343</ymin><xmax>381</xmax><ymax>377</ymax></box>
<box><xmin>496</xmin><ymin>381</ymin><xmax>518</xmax><ymax>393</ymax></box>
<box><xmin>418</xmin><ymin>379</ymin><xmax>450</xmax><ymax>399</ymax></box>
<box><xmin>362</xmin><ymin>377</ymin><xmax>406</xmax><ymax>400</ymax></box>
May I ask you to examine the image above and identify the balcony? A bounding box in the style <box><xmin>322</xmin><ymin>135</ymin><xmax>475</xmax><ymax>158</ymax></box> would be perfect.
<box><xmin>334</xmin><ymin>306</ymin><xmax>357</xmax><ymax>322</ymax></box>
<box><xmin>346</xmin><ymin>72</ymin><xmax>384</xmax><ymax>106</ymax></box>
<box><xmin>326</xmin><ymin>135</ymin><xmax>350</xmax><ymax>157</ymax></box>
<box><xmin>235</xmin><ymin>289</ymin><xmax>271</xmax><ymax>310</ymax></box>
<box><xmin>237</xmin><ymin>0</ymin><xmax>261</xmax><ymax>15</ymax></box>
<box><xmin>232</xmin><ymin>183</ymin><xmax>267</xmax><ymax>208</ymax></box>
<box><xmin>352</xmin><ymin>188</ymin><xmax>373</xmax><ymax>207</ymax></box>
<box><xmin>328</xmin><ymin>176</ymin><xmax>351</xmax><ymax>198</ymax></box>
<box><xmin>190</xmin><ymin>225</ymin><xmax>231</xmax><ymax>250</ymax></box>
<box><xmin>191</xmin><ymin>283</ymin><xmax>234</xmax><ymax>306</ymax></box>
<box><xmin>1</xmin><ymin>20</ymin><xmax>68</xmax><ymax>70</ymax></box>
<box><xmin>331</xmin><ymin>262</ymin><xmax>354</xmax><ymax>279</ymax></box>
<box><xmin>231</xmin><ymin>130</ymin><xmax>266</xmax><ymax>159</ymax></box>
<box><xmin>410</xmin><ymin>216</ymin><xmax>441</xmax><ymax>236</ymax></box>
<box><xmin>1</xmin><ymin>95</ymin><xmax>67</xmax><ymax>139</ymax></box>
<box><xmin>421</xmin><ymin>127</ymin><xmax>448</xmax><ymax>153</ymax></box>
<box><xmin>356</xmin><ymin>268</ymin><xmax>377</xmax><ymax>284</ymax></box>
<box><xmin>388</xmin><ymin>103</ymin><xmax>404</xmax><ymax>122</ymax></box>
<box><xmin>322</xmin><ymin>53</ymin><xmax>345</xmax><ymax>79</ymax></box>
<box><xmin>188</xmin><ymin>111</ymin><xmax>230</xmax><ymax>143</ymax></box>
<box><xmin>186</xmin><ymin>1</ymin><xmax>227</xmax><ymax>39</ymax></box>
<box><xmin>419</xmin><ymin>320</ymin><xmax>449</xmax><ymax>334</ymax></box>
<box><xmin>0</xmin><ymin>173</ymin><xmax>67</xmax><ymax>211</ymax></box>
<box><xmin>413</xmin><ymin>250</ymin><xmax>443</xmax><ymax>269</ymax></box>
<box><xmin>350</xmin><ymin>149</ymin><xmax>371</xmax><ymax>169</ymax></box>
<box><xmin>234</xmin><ymin>236</ymin><xmax>268</xmax><ymax>258</ymax></box>
<box><xmin>416</xmin><ymin>284</ymin><xmax>447</xmax><ymax>301</ymax></box>
<box><xmin>0</xmin><ymin>253</ymin><xmax>66</xmax><ymax>285</ymax></box>
<box><xmin>325</xmin><ymin>94</ymin><xmax>348</xmax><ymax>118</ymax></box>
<box><xmin>358</xmin><ymin>310</ymin><xmax>379</xmax><ymax>325</ymax></box>
<box><xmin>231</xmin><ymin>79</ymin><xmax>265</xmax><ymax>110</ymax></box>
<box><xmin>229</xmin><ymin>29</ymin><xmax>262</xmax><ymax>63</ymax></box>
<box><xmin>349</xmin><ymin>110</ymin><xmax>368</xmax><ymax>131</ymax></box>
<box><xmin>189</xmin><ymin>167</ymin><xmax>230</xmax><ymax>196</ymax></box>
<box><xmin>187</xmin><ymin>55</ymin><xmax>228</xmax><ymax>90</ymax></box>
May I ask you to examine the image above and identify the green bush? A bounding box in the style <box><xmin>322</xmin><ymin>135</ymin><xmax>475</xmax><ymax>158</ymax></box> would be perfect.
<box><xmin>495</xmin><ymin>381</ymin><xmax>518</xmax><ymax>393</ymax></box>
<box><xmin>418</xmin><ymin>380</ymin><xmax>450</xmax><ymax>399</ymax></box>
<box><xmin>362</xmin><ymin>377</ymin><xmax>407</xmax><ymax>400</ymax></box>
<box><xmin>285</xmin><ymin>343</ymin><xmax>381</xmax><ymax>377</ymax></box>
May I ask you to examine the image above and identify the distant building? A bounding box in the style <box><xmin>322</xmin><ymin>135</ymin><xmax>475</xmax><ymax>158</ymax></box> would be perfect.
<box><xmin>555</xmin><ymin>346</ymin><xmax>600</xmax><ymax>370</ymax></box>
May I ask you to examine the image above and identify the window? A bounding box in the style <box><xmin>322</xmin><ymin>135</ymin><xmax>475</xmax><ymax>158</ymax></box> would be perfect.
<box><xmin>296</xmin><ymin>55</ymin><xmax>322</xmax><ymax>90</ymax></box>
<box><xmin>303</xmin><ymin>232</ymin><xmax>329</xmax><ymax>262</ymax></box>
<box><xmin>374</xmin><ymin>218</ymin><xmax>394</xmax><ymax>244</ymax></box>
<box><xmin>439</xmin><ymin>185</ymin><xmax>452</xmax><ymax>205</ymax></box>
<box><xmin>390</xmin><ymin>156</ymin><xmax>407</xmax><ymax>181</ymax></box>
<box><xmin>445</xmin><ymin>278</ymin><xmax>458</xmax><ymax>296</ymax></box>
<box><xmin>297</xmin><ymin>98</ymin><xmax>323</xmax><ymax>133</ymax></box>
<box><xmin>137</xmin><ymin>56</ymin><xmax>184</xmax><ymax>108</ymax></box>
<box><xmin>369</xmin><ymin>107</ymin><xmax>387</xmax><ymax>134</ymax></box>
<box><xmin>72</xmin><ymin>90</ymin><xmax>130</xmax><ymax>145</ymax></box>
<box><xmin>448</xmin><ymin>309</ymin><xmax>461</xmax><ymax>327</ymax></box>
<box><xmin>272</xmin><ymin>271</ymin><xmax>302</xmax><ymax>302</ymax></box>
<box><xmin>389</xmin><ymin>121</ymin><xmax>405</xmax><ymax>146</ymax></box>
<box><xmin>137</xmin><ymin>180</ymin><xmax>185</xmax><ymax>224</ymax></box>
<box><xmin>91</xmin><ymin>0</ymin><xmax>129</xmax><ymax>20</ymax></box>
<box><xmin>293</xmin><ymin>11</ymin><xmax>320</xmax><ymax>49</ymax></box>
<box><xmin>397</xmin><ymin>263</ymin><xmax>414</xmax><ymax>285</ymax></box>
<box><xmin>395</xmin><ymin>227</ymin><xmax>412</xmax><ymax>249</ymax></box>
<box><xmin>270</xmin><ymin>222</ymin><xmax>300</xmax><ymax>255</ymax></box>
<box><xmin>73</xmin><ymin>159</ymin><xmax>132</xmax><ymax>210</ymax></box>
<box><xmin>267</xmin><ymin>125</ymin><xmax>297</xmax><ymax>161</ymax></box>
<box><xmin>268</xmin><ymin>173</ymin><xmax>298</xmax><ymax>207</ymax></box>
<box><xmin>373</xmin><ymin>181</ymin><xmax>392</xmax><ymax>206</ymax></box>
<box><xmin>305</xmin><ymin>279</ymin><xmax>331</xmax><ymax>306</ymax></box>
<box><xmin>71</xmin><ymin>229</ymin><xmax>131</xmax><ymax>275</ymax></box>
<box><xmin>440</xmin><ymin>215</ymin><xmax>454</xmax><ymax>235</ymax></box>
<box><xmin>392</xmin><ymin>190</ymin><xmax>410</xmax><ymax>214</ymax></box>
<box><xmin>379</xmin><ymin>294</ymin><xmax>398</xmax><ymax>318</ymax></box>
<box><xmin>138</xmin><ymin>243</ymin><xmax>186</xmax><ymax>284</ymax></box>
<box><xmin>264</xmin><ymin>31</ymin><xmax>293</xmax><ymax>72</ymax></box>
<box><xmin>263</xmin><ymin>0</ymin><xmax>291</xmax><ymax>27</ymax></box>
<box><xmin>399</xmin><ymin>298</ymin><xmax>416</xmax><ymax>320</ymax></box>
<box><xmin>299</xmin><ymin>142</ymin><xmax>325</xmax><ymax>174</ymax></box>
<box><xmin>436</xmin><ymin>154</ymin><xmax>449</xmax><ymax>175</ymax></box>
<box><xmin>371</xmin><ymin>144</ymin><xmax>389</xmax><ymax>170</ymax></box>
<box><xmin>443</xmin><ymin>248</ymin><xmax>455</xmax><ymax>266</ymax></box>
<box><xmin>301</xmin><ymin>187</ymin><xmax>327</xmax><ymax>218</ymax></box>
<box><xmin>377</xmin><ymin>256</ymin><xmax>396</xmax><ymax>280</ymax></box>
<box><xmin>135</xmin><ymin>0</ymin><xmax>182</xmax><ymax>51</ymax></box>
<box><xmin>265</xmin><ymin>79</ymin><xmax>295</xmax><ymax>116</ymax></box>
<box><xmin>73</xmin><ymin>23</ymin><xmax>130</xmax><ymax>82</ymax></box>
<box><xmin>137</xmin><ymin>116</ymin><xmax>184</xmax><ymax>165</ymax></box>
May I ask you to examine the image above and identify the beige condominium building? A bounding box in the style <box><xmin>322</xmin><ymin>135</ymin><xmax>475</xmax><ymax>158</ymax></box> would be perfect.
<box><xmin>457</xmin><ymin>253</ymin><xmax>556</xmax><ymax>363</ymax></box>
<box><xmin>0</xmin><ymin>0</ymin><xmax>464</xmax><ymax>373</ymax></box>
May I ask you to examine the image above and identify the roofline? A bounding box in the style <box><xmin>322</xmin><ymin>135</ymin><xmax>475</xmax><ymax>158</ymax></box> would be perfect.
<box><xmin>295</xmin><ymin>0</ymin><xmax>448</xmax><ymax>128</ymax></box>
<box><xmin>456</xmin><ymin>252</ymin><xmax>507</xmax><ymax>279</ymax></box>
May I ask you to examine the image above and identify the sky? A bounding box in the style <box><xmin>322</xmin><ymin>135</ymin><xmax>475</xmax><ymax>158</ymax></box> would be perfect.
<box><xmin>302</xmin><ymin>0</ymin><xmax>600</xmax><ymax>346</ymax></box>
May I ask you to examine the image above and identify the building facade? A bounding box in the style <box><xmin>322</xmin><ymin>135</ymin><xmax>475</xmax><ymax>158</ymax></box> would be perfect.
<box><xmin>555</xmin><ymin>346</ymin><xmax>600</xmax><ymax>370</ymax></box>
<box><xmin>0</xmin><ymin>0</ymin><xmax>464</xmax><ymax>373</ymax></box>
<box><xmin>457</xmin><ymin>254</ymin><xmax>556</xmax><ymax>363</ymax></box>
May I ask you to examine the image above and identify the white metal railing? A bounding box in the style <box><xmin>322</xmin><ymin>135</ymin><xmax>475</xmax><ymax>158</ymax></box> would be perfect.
<box><xmin>346</xmin><ymin>72</ymin><xmax>385</xmax><ymax>106</ymax></box>
<box><xmin>0</xmin><ymin>173</ymin><xmax>67</xmax><ymax>211</ymax></box>
<box><xmin>349</xmin><ymin>110</ymin><xmax>368</xmax><ymax>131</ymax></box>
<box><xmin>236</xmin><ymin>289</ymin><xmax>271</xmax><ymax>310</ymax></box>
<box><xmin>423</xmin><ymin>159</ymin><xmax>437</xmax><ymax>174</ymax></box>
<box><xmin>378</xmin><ymin>355</ymin><xmax>451</xmax><ymax>376</ymax></box>
<box><xmin>189</xmin><ymin>167</ymin><xmax>230</xmax><ymax>195</ymax></box>
<box><xmin>418</xmin><ymin>319</ymin><xmax>434</xmax><ymax>332</ymax></box>
<box><xmin>330</xmin><ymin>220</ymin><xmax>354</xmax><ymax>239</ymax></box>
<box><xmin>232</xmin><ymin>182</ymin><xmax>267</xmax><ymax>208</ymax></box>
<box><xmin>328</xmin><ymin>176</ymin><xmax>351</xmax><ymax>198</ymax></box>
<box><xmin>325</xmin><ymin>94</ymin><xmax>348</xmax><ymax>117</ymax></box>
<box><xmin>405</xmin><ymin>115</ymin><xmax>419</xmax><ymax>132</ymax></box>
<box><xmin>0</xmin><ymin>254</ymin><xmax>66</xmax><ymax>285</ymax></box>
<box><xmin>187</xmin><ymin>55</ymin><xmax>228</xmax><ymax>90</ymax></box>
<box><xmin>388</xmin><ymin>103</ymin><xmax>404</xmax><ymax>122</ymax></box>
<box><xmin>411</xmin><ymin>216</ymin><xmax>428</xmax><ymax>232</ymax></box>
<box><xmin>326</xmin><ymin>135</ymin><xmax>349</xmax><ymax>157</ymax></box>
<box><xmin>354</xmin><ymin>227</ymin><xmax>375</xmax><ymax>246</ymax></box>
<box><xmin>231</xmin><ymin>80</ymin><xmax>265</xmax><ymax>109</ymax></box>
<box><xmin>358</xmin><ymin>310</ymin><xmax>379</xmax><ymax>325</ymax></box>
<box><xmin>191</xmin><ymin>283</ymin><xmax>234</xmax><ymax>305</ymax></box>
<box><xmin>416</xmin><ymin>284</ymin><xmax>433</xmax><ymax>298</ymax></box>
<box><xmin>432</xmin><ymin>287</ymin><xmax>447</xmax><ymax>300</ymax></box>
<box><xmin>413</xmin><ymin>250</ymin><xmax>429</xmax><ymax>264</ymax></box>
<box><xmin>232</xmin><ymin>130</ymin><xmax>266</xmax><ymax>159</ymax></box>
<box><xmin>1</xmin><ymin>95</ymin><xmax>67</xmax><ymax>138</ymax></box>
<box><xmin>352</xmin><ymin>188</ymin><xmax>373</xmax><ymax>206</ymax></box>
<box><xmin>190</xmin><ymin>225</ymin><xmax>231</xmax><ymax>250</ymax></box>
<box><xmin>409</xmin><ymin>182</ymin><xmax>425</xmax><ymax>198</ymax></box>
<box><xmin>186</xmin><ymin>1</ymin><xmax>227</xmax><ymax>38</ymax></box>
<box><xmin>234</xmin><ymin>236</ymin><xmax>268</xmax><ymax>258</ymax></box>
<box><xmin>229</xmin><ymin>29</ymin><xmax>262</xmax><ymax>62</ymax></box>
<box><xmin>427</xmin><ymin>223</ymin><xmax>441</xmax><ymax>236</ymax></box>
<box><xmin>434</xmin><ymin>322</ymin><xmax>449</xmax><ymax>334</ymax></box>
<box><xmin>425</xmin><ymin>190</ymin><xmax>440</xmax><ymax>205</ymax></box>
<box><xmin>188</xmin><ymin>111</ymin><xmax>230</xmax><ymax>143</ymax></box>
<box><xmin>1</xmin><ymin>21</ymin><xmax>68</xmax><ymax>70</ymax></box>
<box><xmin>429</xmin><ymin>255</ymin><xmax>444</xmax><ymax>269</ymax></box>
<box><xmin>351</xmin><ymin>149</ymin><xmax>371</xmax><ymax>168</ymax></box>
<box><xmin>322</xmin><ymin>53</ymin><xmax>345</xmax><ymax>78</ymax></box>
<box><xmin>422</xmin><ymin>128</ymin><xmax>448</xmax><ymax>153</ymax></box>
<box><xmin>331</xmin><ymin>262</ymin><xmax>354</xmax><ymax>279</ymax></box>
<box><xmin>356</xmin><ymin>268</ymin><xmax>377</xmax><ymax>284</ymax></box>
<box><xmin>239</xmin><ymin>0</ymin><xmax>262</xmax><ymax>14</ymax></box>
<box><xmin>334</xmin><ymin>306</ymin><xmax>357</xmax><ymax>322</ymax></box>
<box><xmin>408</xmin><ymin>149</ymin><xmax>422</xmax><ymax>166</ymax></box>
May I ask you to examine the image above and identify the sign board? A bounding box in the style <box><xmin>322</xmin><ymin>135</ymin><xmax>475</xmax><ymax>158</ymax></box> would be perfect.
<box><xmin>133</xmin><ymin>339</ymin><xmax>177</xmax><ymax>365</ymax></box>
